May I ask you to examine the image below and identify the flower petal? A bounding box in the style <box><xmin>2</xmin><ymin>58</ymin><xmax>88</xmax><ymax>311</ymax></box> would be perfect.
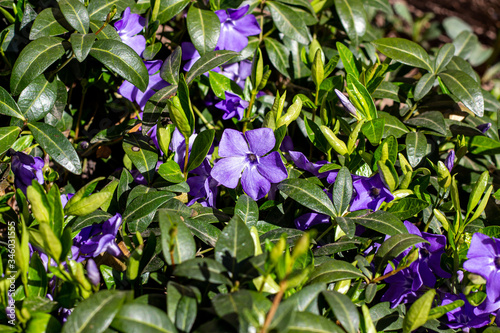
<box><xmin>219</xmin><ymin>129</ymin><xmax>251</xmax><ymax>157</ymax></box>
<box><xmin>241</xmin><ymin>165</ymin><xmax>270</xmax><ymax>200</ymax></box>
<box><xmin>257</xmin><ymin>152</ymin><xmax>288</xmax><ymax>183</ymax></box>
<box><xmin>211</xmin><ymin>156</ymin><xmax>246</xmax><ymax>188</ymax></box>
<box><xmin>233</xmin><ymin>15</ymin><xmax>261</xmax><ymax>36</ymax></box>
<box><xmin>245</xmin><ymin>128</ymin><xmax>275</xmax><ymax>156</ymax></box>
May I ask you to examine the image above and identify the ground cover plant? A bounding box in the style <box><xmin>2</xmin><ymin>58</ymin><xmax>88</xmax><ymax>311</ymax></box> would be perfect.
<box><xmin>1</xmin><ymin>0</ymin><xmax>500</xmax><ymax>332</ymax></box>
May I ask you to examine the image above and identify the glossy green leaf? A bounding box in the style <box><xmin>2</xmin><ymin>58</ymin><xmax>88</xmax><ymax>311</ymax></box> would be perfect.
<box><xmin>414</xmin><ymin>73</ymin><xmax>435</xmax><ymax>101</ymax></box>
<box><xmin>111</xmin><ymin>303</ymin><xmax>176</xmax><ymax>333</ymax></box>
<box><xmin>372</xmin><ymin>38</ymin><xmax>433</xmax><ymax>72</ymax></box>
<box><xmin>62</xmin><ymin>290</ymin><xmax>130</xmax><ymax>333</ymax></box>
<box><xmin>402</xmin><ymin>289</ymin><xmax>435</xmax><ymax>333</ymax></box>
<box><xmin>167</xmin><ymin>282</ymin><xmax>199</xmax><ymax>330</ymax></box>
<box><xmin>278</xmin><ymin>178</ymin><xmax>336</xmax><ymax>217</ymax></box>
<box><xmin>332</xmin><ymin>167</ymin><xmax>352</xmax><ymax>217</ymax></box>
<box><xmin>438</xmin><ymin>69</ymin><xmax>484</xmax><ymax>117</ymax></box>
<box><xmin>267</xmin><ymin>1</ymin><xmax>310</xmax><ymax>44</ymax></box>
<box><xmin>375</xmin><ymin>233</ymin><xmax>427</xmax><ymax>273</ymax></box>
<box><xmin>433</xmin><ymin>43</ymin><xmax>455</xmax><ymax>73</ymax></box>
<box><xmin>264</xmin><ymin>37</ymin><xmax>290</xmax><ymax>78</ymax></box>
<box><xmin>65</xmin><ymin>192</ymin><xmax>113</xmax><ymax>216</ymax></box>
<box><xmin>89</xmin><ymin>20</ymin><xmax>121</xmax><ymax>40</ymax></box>
<box><xmin>160</xmin><ymin>46</ymin><xmax>182</xmax><ymax>85</ymax></box>
<box><xmin>304</xmin><ymin>117</ymin><xmax>331</xmax><ymax>154</ymax></box>
<box><xmin>362</xmin><ymin>118</ymin><xmax>385</xmax><ymax>145</ymax></box>
<box><xmin>70</xmin><ymin>33</ymin><xmax>96</xmax><ymax>62</ymax></box>
<box><xmin>124</xmin><ymin>191</ymin><xmax>175</xmax><ymax>232</ymax></box>
<box><xmin>235</xmin><ymin>194</ymin><xmax>259</xmax><ymax>225</ymax></box>
<box><xmin>58</xmin><ymin>0</ymin><xmax>89</xmax><ymax>34</ymax></box>
<box><xmin>186</xmin><ymin>50</ymin><xmax>239</xmax><ymax>84</ymax></box>
<box><xmin>26</xmin><ymin>252</ymin><xmax>48</xmax><ymax>297</ymax></box>
<box><xmin>388</xmin><ymin>197</ymin><xmax>429</xmax><ymax>219</ymax></box>
<box><xmin>467</xmin><ymin>170</ymin><xmax>489</xmax><ymax>218</ymax></box>
<box><xmin>373</xmin><ymin>81</ymin><xmax>401</xmax><ymax>102</ymax></box>
<box><xmin>215</xmin><ymin>215</ymin><xmax>255</xmax><ymax>272</ymax></box>
<box><xmin>446</xmin><ymin>55</ymin><xmax>479</xmax><ymax>82</ymax></box>
<box><xmin>0</xmin><ymin>127</ymin><xmax>20</xmax><ymax>156</ymax></box>
<box><xmin>142</xmin><ymin>85</ymin><xmax>178</xmax><ymax>134</ymax></box>
<box><xmin>337</xmin><ymin>42</ymin><xmax>360</xmax><ymax>78</ymax></box>
<box><xmin>90</xmin><ymin>39</ymin><xmax>149</xmax><ymax>92</ymax></box>
<box><xmin>405</xmin><ymin>111</ymin><xmax>447</xmax><ymax>136</ymax></box>
<box><xmin>405</xmin><ymin>132</ymin><xmax>427</xmax><ymax>167</ymax></box>
<box><xmin>348</xmin><ymin>210</ymin><xmax>406</xmax><ymax>236</ymax></box>
<box><xmin>313</xmin><ymin>236</ymin><xmax>365</xmax><ymax>255</ymax></box>
<box><xmin>157</xmin><ymin>0</ymin><xmax>191</xmax><ymax>24</ymax></box>
<box><xmin>208</xmin><ymin>70</ymin><xmax>243</xmax><ymax>99</ymax></box>
<box><xmin>453</xmin><ymin>30</ymin><xmax>478</xmax><ymax>59</ymax></box>
<box><xmin>26</xmin><ymin>313</ymin><xmax>61</xmax><ymax>333</ymax></box>
<box><xmin>123</xmin><ymin>132</ymin><xmax>158</xmax><ymax>184</ymax></box>
<box><xmin>334</xmin><ymin>0</ymin><xmax>366</xmax><ymax>45</ymax></box>
<box><xmin>187</xmin><ymin>4</ymin><xmax>220</xmax><ymax>55</ymax></box>
<box><xmin>173</xmin><ymin>257</ymin><xmax>232</xmax><ymax>286</ymax></box>
<box><xmin>308</xmin><ymin>260</ymin><xmax>364</xmax><ymax>285</ymax></box>
<box><xmin>469</xmin><ymin>135</ymin><xmax>500</xmax><ymax>154</ymax></box>
<box><xmin>0</xmin><ymin>86</ymin><xmax>24</xmax><ymax>120</ymax></box>
<box><xmin>29</xmin><ymin>8</ymin><xmax>69</xmax><ymax>40</ymax></box>
<box><xmin>346</xmin><ymin>73</ymin><xmax>377</xmax><ymax>120</ymax></box>
<box><xmin>186</xmin><ymin>129</ymin><xmax>215</xmax><ymax>172</ymax></box>
<box><xmin>69</xmin><ymin>210</ymin><xmax>112</xmax><ymax>232</ymax></box>
<box><xmin>159</xmin><ymin>210</ymin><xmax>196</xmax><ymax>266</ymax></box>
<box><xmin>28</xmin><ymin>122</ymin><xmax>81</xmax><ymax>174</ymax></box>
<box><xmin>158</xmin><ymin>160</ymin><xmax>185</xmax><ymax>183</ymax></box>
<box><xmin>88</xmin><ymin>0</ymin><xmax>134</xmax><ymax>21</ymax></box>
<box><xmin>184</xmin><ymin>217</ymin><xmax>221</xmax><ymax>247</ymax></box>
<box><xmin>322</xmin><ymin>290</ymin><xmax>360</xmax><ymax>333</ymax></box>
<box><xmin>10</xmin><ymin>37</ymin><xmax>65</xmax><ymax>95</ymax></box>
<box><xmin>289</xmin><ymin>312</ymin><xmax>344</xmax><ymax>333</ymax></box>
<box><xmin>18</xmin><ymin>75</ymin><xmax>58</xmax><ymax>122</ymax></box>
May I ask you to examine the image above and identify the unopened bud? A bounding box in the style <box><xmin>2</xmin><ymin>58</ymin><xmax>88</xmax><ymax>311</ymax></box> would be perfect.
<box><xmin>334</xmin><ymin>89</ymin><xmax>358</xmax><ymax>118</ymax></box>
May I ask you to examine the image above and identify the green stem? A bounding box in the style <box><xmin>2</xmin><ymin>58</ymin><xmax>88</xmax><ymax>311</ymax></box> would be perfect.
<box><xmin>402</xmin><ymin>103</ymin><xmax>418</xmax><ymax>122</ymax></box>
<box><xmin>49</xmin><ymin>54</ymin><xmax>75</xmax><ymax>80</ymax></box>
<box><xmin>242</xmin><ymin>91</ymin><xmax>257</xmax><ymax>132</ymax></box>
<box><xmin>315</xmin><ymin>223</ymin><xmax>334</xmax><ymax>243</ymax></box>
<box><xmin>261</xmin><ymin>281</ymin><xmax>287</xmax><ymax>333</ymax></box>
<box><xmin>183</xmin><ymin>136</ymin><xmax>189</xmax><ymax>179</ymax></box>
<box><xmin>193</xmin><ymin>105</ymin><xmax>214</xmax><ymax>129</ymax></box>
<box><xmin>372</xmin><ymin>264</ymin><xmax>410</xmax><ymax>283</ymax></box>
<box><xmin>423</xmin><ymin>190</ymin><xmax>444</xmax><ymax>232</ymax></box>
<box><xmin>74</xmin><ymin>88</ymin><xmax>87</xmax><ymax>140</ymax></box>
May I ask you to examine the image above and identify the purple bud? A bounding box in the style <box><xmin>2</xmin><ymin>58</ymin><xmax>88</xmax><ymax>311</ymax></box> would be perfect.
<box><xmin>476</xmin><ymin>123</ymin><xmax>491</xmax><ymax>134</ymax></box>
<box><xmin>334</xmin><ymin>89</ymin><xmax>357</xmax><ymax>118</ymax></box>
<box><xmin>445</xmin><ymin>150</ymin><xmax>455</xmax><ymax>172</ymax></box>
<box><xmin>11</xmin><ymin>151</ymin><xmax>44</xmax><ymax>194</ymax></box>
<box><xmin>86</xmin><ymin>259</ymin><xmax>100</xmax><ymax>286</ymax></box>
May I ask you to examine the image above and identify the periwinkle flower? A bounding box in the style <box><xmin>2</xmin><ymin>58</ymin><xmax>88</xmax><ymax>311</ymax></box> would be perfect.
<box><xmin>477</xmin><ymin>122</ymin><xmax>492</xmax><ymax>134</ymax></box>
<box><xmin>220</xmin><ymin>60</ymin><xmax>252</xmax><ymax>89</ymax></box>
<box><xmin>334</xmin><ymin>89</ymin><xmax>358</xmax><ymax>118</ymax></box>
<box><xmin>440</xmin><ymin>293</ymin><xmax>491</xmax><ymax>330</ymax></box>
<box><xmin>281</xmin><ymin>136</ymin><xmax>328</xmax><ymax>177</ymax></box>
<box><xmin>74</xmin><ymin>213</ymin><xmax>123</xmax><ymax>258</ymax></box>
<box><xmin>445</xmin><ymin>149</ymin><xmax>455</xmax><ymax>172</ymax></box>
<box><xmin>114</xmin><ymin>7</ymin><xmax>146</xmax><ymax>56</ymax></box>
<box><xmin>119</xmin><ymin>60</ymin><xmax>169</xmax><ymax>110</ymax></box>
<box><xmin>86</xmin><ymin>259</ymin><xmax>100</xmax><ymax>286</ymax></box>
<box><xmin>380</xmin><ymin>262</ymin><xmax>427</xmax><ymax>308</ymax></box>
<box><xmin>211</xmin><ymin>128</ymin><xmax>288</xmax><ymax>201</ymax></box>
<box><xmin>350</xmin><ymin>173</ymin><xmax>394</xmax><ymax>211</ymax></box>
<box><xmin>215</xmin><ymin>5</ymin><xmax>261</xmax><ymax>52</ymax></box>
<box><xmin>11</xmin><ymin>151</ymin><xmax>44</xmax><ymax>194</ymax></box>
<box><xmin>187</xmin><ymin>159</ymin><xmax>218</xmax><ymax>208</ymax></box>
<box><xmin>215</xmin><ymin>92</ymin><xmax>249</xmax><ymax>120</ymax></box>
<box><xmin>463</xmin><ymin>232</ymin><xmax>500</xmax><ymax>302</ymax></box>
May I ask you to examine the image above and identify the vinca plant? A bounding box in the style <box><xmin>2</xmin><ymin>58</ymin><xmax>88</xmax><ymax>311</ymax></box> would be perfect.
<box><xmin>1</xmin><ymin>0</ymin><xmax>500</xmax><ymax>332</ymax></box>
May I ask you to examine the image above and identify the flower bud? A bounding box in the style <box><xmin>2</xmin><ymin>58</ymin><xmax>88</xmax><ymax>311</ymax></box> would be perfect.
<box><xmin>321</xmin><ymin>125</ymin><xmax>348</xmax><ymax>156</ymax></box>
<box><xmin>276</xmin><ymin>96</ymin><xmax>302</xmax><ymax>128</ymax></box>
<box><xmin>334</xmin><ymin>89</ymin><xmax>358</xmax><ymax>118</ymax></box>
<box><xmin>445</xmin><ymin>150</ymin><xmax>455</xmax><ymax>172</ymax></box>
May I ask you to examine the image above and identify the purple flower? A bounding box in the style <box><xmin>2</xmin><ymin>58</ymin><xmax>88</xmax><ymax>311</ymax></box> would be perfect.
<box><xmin>114</xmin><ymin>7</ymin><xmax>146</xmax><ymax>56</ymax></box>
<box><xmin>11</xmin><ymin>151</ymin><xmax>44</xmax><ymax>194</ymax></box>
<box><xmin>280</xmin><ymin>136</ymin><xmax>329</xmax><ymax>177</ymax></box>
<box><xmin>181</xmin><ymin>42</ymin><xmax>201</xmax><ymax>72</ymax></box>
<box><xmin>445</xmin><ymin>150</ymin><xmax>455</xmax><ymax>172</ymax></box>
<box><xmin>350</xmin><ymin>173</ymin><xmax>394</xmax><ymax>211</ymax></box>
<box><xmin>211</xmin><ymin>128</ymin><xmax>288</xmax><ymax>200</ymax></box>
<box><xmin>334</xmin><ymin>89</ymin><xmax>358</xmax><ymax>118</ymax></box>
<box><xmin>60</xmin><ymin>193</ymin><xmax>74</xmax><ymax>208</ymax></box>
<box><xmin>86</xmin><ymin>259</ymin><xmax>100</xmax><ymax>286</ymax></box>
<box><xmin>463</xmin><ymin>233</ymin><xmax>500</xmax><ymax>302</ymax></box>
<box><xmin>215</xmin><ymin>91</ymin><xmax>249</xmax><ymax>120</ymax></box>
<box><xmin>118</xmin><ymin>60</ymin><xmax>169</xmax><ymax>110</ymax></box>
<box><xmin>187</xmin><ymin>159</ymin><xmax>218</xmax><ymax>207</ymax></box>
<box><xmin>220</xmin><ymin>60</ymin><xmax>252</xmax><ymax>89</ymax></box>
<box><xmin>215</xmin><ymin>5</ymin><xmax>261</xmax><ymax>52</ymax></box>
<box><xmin>477</xmin><ymin>122</ymin><xmax>492</xmax><ymax>134</ymax></box>
<box><xmin>170</xmin><ymin>128</ymin><xmax>197</xmax><ymax>172</ymax></box>
<box><xmin>440</xmin><ymin>293</ymin><xmax>491</xmax><ymax>330</ymax></box>
<box><xmin>380</xmin><ymin>262</ymin><xmax>428</xmax><ymax>308</ymax></box>
<box><xmin>295</xmin><ymin>212</ymin><xmax>330</xmax><ymax>231</ymax></box>
<box><xmin>74</xmin><ymin>213</ymin><xmax>123</xmax><ymax>258</ymax></box>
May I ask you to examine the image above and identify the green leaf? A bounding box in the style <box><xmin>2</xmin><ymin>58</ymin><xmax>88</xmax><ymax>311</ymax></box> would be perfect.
<box><xmin>388</xmin><ymin>197</ymin><xmax>429</xmax><ymax>219</ymax></box>
<box><xmin>62</xmin><ymin>290</ymin><xmax>130</xmax><ymax>333</ymax></box>
<box><xmin>10</xmin><ymin>37</ymin><xmax>65</xmax><ymax>95</ymax></box>
<box><xmin>414</xmin><ymin>73</ymin><xmax>435</xmax><ymax>101</ymax></box>
<box><xmin>111</xmin><ymin>303</ymin><xmax>176</xmax><ymax>333</ymax></box>
<box><xmin>362</xmin><ymin>118</ymin><xmax>385</xmax><ymax>145</ymax></box>
<box><xmin>65</xmin><ymin>192</ymin><xmax>113</xmax><ymax>216</ymax></box>
<box><xmin>143</xmin><ymin>42</ymin><xmax>162</xmax><ymax>61</ymax></box>
<box><xmin>160</xmin><ymin>46</ymin><xmax>182</xmax><ymax>85</ymax></box>
<box><xmin>26</xmin><ymin>252</ymin><xmax>48</xmax><ymax>297</ymax></box>
<box><xmin>264</xmin><ymin>37</ymin><xmax>290</xmax><ymax>78</ymax></box>
<box><xmin>267</xmin><ymin>1</ymin><xmax>310</xmax><ymax>44</ymax></box>
<box><xmin>88</xmin><ymin>0</ymin><xmax>134</xmax><ymax>21</ymax></box>
<box><xmin>26</xmin><ymin>313</ymin><xmax>61</xmax><ymax>333</ymax></box>
<box><xmin>235</xmin><ymin>194</ymin><xmax>259</xmax><ymax>225</ymax></box>
<box><xmin>402</xmin><ymin>289</ymin><xmax>436</xmax><ymax>333</ymax></box>
<box><xmin>0</xmin><ymin>86</ymin><xmax>24</xmax><ymax>120</ymax></box>
<box><xmin>18</xmin><ymin>75</ymin><xmax>58</xmax><ymax>122</ymax></box>
<box><xmin>346</xmin><ymin>73</ymin><xmax>377</xmax><ymax>120</ymax></box>
<box><xmin>70</xmin><ymin>33</ymin><xmax>96</xmax><ymax>62</ymax></box>
<box><xmin>337</xmin><ymin>42</ymin><xmax>360</xmax><ymax>78</ymax></box>
<box><xmin>173</xmin><ymin>257</ymin><xmax>232</xmax><ymax>286</ymax></box>
<box><xmin>184</xmin><ymin>217</ymin><xmax>221</xmax><ymax>247</ymax></box>
<box><xmin>375</xmin><ymin>233</ymin><xmax>427</xmax><ymax>273</ymax></box>
<box><xmin>372</xmin><ymin>38</ymin><xmax>433</xmax><ymax>72</ymax></box>
<box><xmin>313</xmin><ymin>236</ymin><xmax>365</xmax><ymax>255</ymax></box>
<box><xmin>334</xmin><ymin>0</ymin><xmax>366</xmax><ymax>45</ymax></box>
<box><xmin>308</xmin><ymin>260</ymin><xmax>364</xmax><ymax>285</ymax></box>
<box><xmin>289</xmin><ymin>312</ymin><xmax>344</xmax><ymax>333</ymax></box>
<box><xmin>467</xmin><ymin>170</ymin><xmax>489</xmax><ymax>218</ymax></box>
<box><xmin>433</xmin><ymin>44</ymin><xmax>455</xmax><ymax>73</ymax></box>
<box><xmin>157</xmin><ymin>0</ymin><xmax>190</xmax><ymax>24</ymax></box>
<box><xmin>167</xmin><ymin>282</ymin><xmax>199</xmax><ymax>330</ymax></box>
<box><xmin>123</xmin><ymin>132</ymin><xmax>158</xmax><ymax>184</ymax></box>
<box><xmin>427</xmin><ymin>299</ymin><xmax>464</xmax><ymax>320</ymax></box>
<box><xmin>469</xmin><ymin>135</ymin><xmax>500</xmax><ymax>154</ymax></box>
<box><xmin>278</xmin><ymin>178</ymin><xmax>337</xmax><ymax>217</ymax></box>
<box><xmin>438</xmin><ymin>69</ymin><xmax>484</xmax><ymax>117</ymax></box>
<box><xmin>28</xmin><ymin>122</ymin><xmax>81</xmax><ymax>174</ymax></box>
<box><xmin>322</xmin><ymin>290</ymin><xmax>360</xmax><ymax>333</ymax></box>
<box><xmin>186</xmin><ymin>50</ymin><xmax>239</xmax><ymax>84</ymax></box>
<box><xmin>453</xmin><ymin>30</ymin><xmax>478</xmax><ymax>60</ymax></box>
<box><xmin>405</xmin><ymin>132</ymin><xmax>427</xmax><ymax>167</ymax></box>
<box><xmin>90</xmin><ymin>39</ymin><xmax>149</xmax><ymax>92</ymax></box>
<box><xmin>405</xmin><ymin>111</ymin><xmax>447</xmax><ymax>136</ymax></box>
<box><xmin>373</xmin><ymin>81</ymin><xmax>401</xmax><ymax>102</ymax></box>
<box><xmin>58</xmin><ymin>0</ymin><xmax>89</xmax><ymax>34</ymax></box>
<box><xmin>186</xmin><ymin>129</ymin><xmax>215</xmax><ymax>172</ymax></box>
<box><xmin>215</xmin><ymin>215</ymin><xmax>255</xmax><ymax>272</ymax></box>
<box><xmin>158</xmin><ymin>160</ymin><xmax>185</xmax><ymax>183</ymax></box>
<box><xmin>332</xmin><ymin>166</ymin><xmax>352</xmax><ymax>217</ymax></box>
<box><xmin>348</xmin><ymin>210</ymin><xmax>407</xmax><ymax>236</ymax></box>
<box><xmin>68</xmin><ymin>210</ymin><xmax>112</xmax><ymax>232</ymax></box>
<box><xmin>208</xmin><ymin>70</ymin><xmax>243</xmax><ymax>99</ymax></box>
<box><xmin>187</xmin><ymin>4</ymin><xmax>220</xmax><ymax>56</ymax></box>
<box><xmin>29</xmin><ymin>8</ymin><xmax>69</xmax><ymax>40</ymax></box>
<box><xmin>0</xmin><ymin>126</ymin><xmax>21</xmax><ymax>155</ymax></box>
<box><xmin>124</xmin><ymin>191</ymin><xmax>176</xmax><ymax>233</ymax></box>
<box><xmin>159</xmin><ymin>210</ymin><xmax>196</xmax><ymax>266</ymax></box>
<box><xmin>142</xmin><ymin>85</ymin><xmax>178</xmax><ymax>134</ymax></box>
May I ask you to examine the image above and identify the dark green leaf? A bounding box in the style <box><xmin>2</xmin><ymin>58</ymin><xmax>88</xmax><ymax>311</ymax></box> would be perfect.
<box><xmin>123</xmin><ymin>132</ymin><xmax>158</xmax><ymax>184</ymax></box>
<box><xmin>157</xmin><ymin>0</ymin><xmax>191</xmax><ymax>24</ymax></box>
<box><xmin>347</xmin><ymin>210</ymin><xmax>407</xmax><ymax>236</ymax></box>
<box><xmin>18</xmin><ymin>75</ymin><xmax>58</xmax><ymax>122</ymax></box>
<box><xmin>68</xmin><ymin>210</ymin><xmax>113</xmax><ymax>232</ymax></box>
<box><xmin>142</xmin><ymin>85</ymin><xmax>178</xmax><ymax>134</ymax></box>
<box><xmin>374</xmin><ymin>233</ymin><xmax>427</xmax><ymax>273</ymax></box>
<box><xmin>388</xmin><ymin>197</ymin><xmax>429</xmax><ymax>219</ymax></box>
<box><xmin>160</xmin><ymin>46</ymin><xmax>182</xmax><ymax>85</ymax></box>
<box><xmin>159</xmin><ymin>210</ymin><xmax>196</xmax><ymax>265</ymax></box>
<box><xmin>0</xmin><ymin>86</ymin><xmax>24</xmax><ymax>120</ymax></box>
<box><xmin>281</xmin><ymin>283</ymin><xmax>325</xmax><ymax>314</ymax></box>
<box><xmin>373</xmin><ymin>81</ymin><xmax>401</xmax><ymax>102</ymax></box>
<box><xmin>405</xmin><ymin>132</ymin><xmax>427</xmax><ymax>167</ymax></box>
<box><xmin>208</xmin><ymin>70</ymin><xmax>243</xmax><ymax>99</ymax></box>
<box><xmin>405</xmin><ymin>111</ymin><xmax>447</xmax><ymax>136</ymax></box>
<box><xmin>88</xmin><ymin>0</ymin><xmax>134</xmax><ymax>21</ymax></box>
<box><xmin>235</xmin><ymin>194</ymin><xmax>259</xmax><ymax>225</ymax></box>
<box><xmin>184</xmin><ymin>217</ymin><xmax>221</xmax><ymax>247</ymax></box>
<box><xmin>58</xmin><ymin>0</ymin><xmax>89</xmax><ymax>34</ymax></box>
<box><xmin>267</xmin><ymin>1</ymin><xmax>310</xmax><ymax>44</ymax></box>
<box><xmin>125</xmin><ymin>191</ymin><xmax>175</xmax><ymax>232</ymax></box>
<box><xmin>28</xmin><ymin>122</ymin><xmax>81</xmax><ymax>174</ymax></box>
<box><xmin>186</xmin><ymin>50</ymin><xmax>239</xmax><ymax>84</ymax></box>
<box><xmin>264</xmin><ymin>37</ymin><xmax>290</xmax><ymax>78</ymax></box>
<box><xmin>414</xmin><ymin>73</ymin><xmax>435</xmax><ymax>101</ymax></box>
<box><xmin>215</xmin><ymin>215</ymin><xmax>255</xmax><ymax>272</ymax></box>
<box><xmin>332</xmin><ymin>166</ymin><xmax>352</xmax><ymax>217</ymax></box>
<box><xmin>10</xmin><ymin>37</ymin><xmax>65</xmax><ymax>95</ymax></box>
<box><xmin>173</xmin><ymin>257</ymin><xmax>232</xmax><ymax>286</ymax></box>
<box><xmin>438</xmin><ymin>69</ymin><xmax>484</xmax><ymax>117</ymax></box>
<box><xmin>187</xmin><ymin>4</ymin><xmax>220</xmax><ymax>55</ymax></box>
<box><xmin>278</xmin><ymin>178</ymin><xmax>336</xmax><ymax>217</ymax></box>
<box><xmin>186</xmin><ymin>129</ymin><xmax>215</xmax><ymax>172</ymax></box>
<box><xmin>361</xmin><ymin>118</ymin><xmax>385</xmax><ymax>145</ymax></box>
<box><xmin>259</xmin><ymin>228</ymin><xmax>305</xmax><ymax>246</ymax></box>
<box><xmin>308</xmin><ymin>260</ymin><xmax>364</xmax><ymax>285</ymax></box>
<box><xmin>372</xmin><ymin>38</ymin><xmax>433</xmax><ymax>72</ymax></box>
<box><xmin>433</xmin><ymin>44</ymin><xmax>455</xmax><ymax>73</ymax></box>
<box><xmin>337</xmin><ymin>42</ymin><xmax>360</xmax><ymax>79</ymax></box>
<box><xmin>378</xmin><ymin>112</ymin><xmax>408</xmax><ymax>138</ymax></box>
<box><xmin>29</xmin><ymin>8</ymin><xmax>69</xmax><ymax>40</ymax></box>
<box><xmin>446</xmin><ymin>55</ymin><xmax>478</xmax><ymax>83</ymax></box>
<box><xmin>334</xmin><ymin>0</ymin><xmax>366</xmax><ymax>45</ymax></box>
<box><xmin>0</xmin><ymin>126</ymin><xmax>21</xmax><ymax>155</ymax></box>
<box><xmin>289</xmin><ymin>311</ymin><xmax>345</xmax><ymax>333</ymax></box>
<box><xmin>453</xmin><ymin>30</ymin><xmax>478</xmax><ymax>59</ymax></box>
<box><xmin>70</xmin><ymin>33</ymin><xmax>96</xmax><ymax>62</ymax></box>
<box><xmin>90</xmin><ymin>39</ymin><xmax>149</xmax><ymax>92</ymax></box>
<box><xmin>322</xmin><ymin>290</ymin><xmax>360</xmax><ymax>333</ymax></box>
<box><xmin>111</xmin><ymin>303</ymin><xmax>176</xmax><ymax>333</ymax></box>
<box><xmin>313</xmin><ymin>236</ymin><xmax>366</xmax><ymax>255</ymax></box>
